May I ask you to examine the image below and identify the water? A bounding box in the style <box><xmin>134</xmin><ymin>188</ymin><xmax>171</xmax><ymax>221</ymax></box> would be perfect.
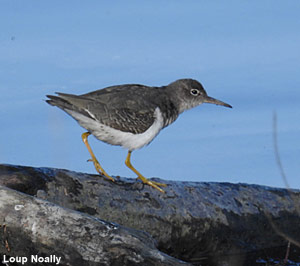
<box><xmin>1</xmin><ymin>1</ymin><xmax>300</xmax><ymax>189</ymax></box>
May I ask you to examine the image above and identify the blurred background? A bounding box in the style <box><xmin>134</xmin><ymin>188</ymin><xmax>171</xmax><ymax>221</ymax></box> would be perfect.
<box><xmin>1</xmin><ymin>1</ymin><xmax>299</xmax><ymax>188</ymax></box>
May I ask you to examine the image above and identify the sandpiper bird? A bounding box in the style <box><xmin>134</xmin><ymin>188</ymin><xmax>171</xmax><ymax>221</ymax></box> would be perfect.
<box><xmin>46</xmin><ymin>79</ymin><xmax>232</xmax><ymax>193</ymax></box>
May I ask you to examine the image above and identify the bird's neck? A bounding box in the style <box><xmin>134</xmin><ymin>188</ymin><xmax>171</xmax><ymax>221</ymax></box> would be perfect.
<box><xmin>157</xmin><ymin>94</ymin><xmax>180</xmax><ymax>128</ymax></box>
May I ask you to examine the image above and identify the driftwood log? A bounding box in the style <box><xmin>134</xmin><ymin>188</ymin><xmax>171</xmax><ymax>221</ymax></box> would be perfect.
<box><xmin>0</xmin><ymin>164</ymin><xmax>300</xmax><ymax>265</ymax></box>
<box><xmin>0</xmin><ymin>185</ymin><xmax>188</xmax><ymax>266</ymax></box>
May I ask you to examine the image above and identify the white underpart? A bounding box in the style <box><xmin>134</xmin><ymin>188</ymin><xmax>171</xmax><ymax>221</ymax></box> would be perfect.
<box><xmin>65</xmin><ymin>107</ymin><xmax>164</xmax><ymax>151</ymax></box>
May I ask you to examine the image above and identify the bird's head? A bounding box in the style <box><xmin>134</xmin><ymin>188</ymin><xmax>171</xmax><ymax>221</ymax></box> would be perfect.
<box><xmin>167</xmin><ymin>79</ymin><xmax>232</xmax><ymax>113</ymax></box>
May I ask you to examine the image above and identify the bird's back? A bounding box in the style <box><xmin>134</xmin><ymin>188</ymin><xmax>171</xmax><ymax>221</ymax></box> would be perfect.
<box><xmin>47</xmin><ymin>84</ymin><xmax>178</xmax><ymax>135</ymax></box>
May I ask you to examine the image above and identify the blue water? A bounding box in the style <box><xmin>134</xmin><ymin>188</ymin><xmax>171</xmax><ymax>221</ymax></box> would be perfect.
<box><xmin>1</xmin><ymin>1</ymin><xmax>300</xmax><ymax>189</ymax></box>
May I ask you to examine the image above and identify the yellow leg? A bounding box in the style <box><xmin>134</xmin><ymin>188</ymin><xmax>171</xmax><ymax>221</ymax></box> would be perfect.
<box><xmin>125</xmin><ymin>151</ymin><xmax>166</xmax><ymax>193</ymax></box>
<box><xmin>81</xmin><ymin>132</ymin><xmax>114</xmax><ymax>182</ymax></box>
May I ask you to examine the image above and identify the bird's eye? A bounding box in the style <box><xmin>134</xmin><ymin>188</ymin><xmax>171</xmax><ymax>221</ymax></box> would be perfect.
<box><xmin>190</xmin><ymin>89</ymin><xmax>199</xmax><ymax>96</ymax></box>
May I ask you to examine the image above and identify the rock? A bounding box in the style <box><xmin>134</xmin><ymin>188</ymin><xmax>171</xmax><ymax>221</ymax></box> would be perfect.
<box><xmin>0</xmin><ymin>185</ymin><xmax>189</xmax><ymax>266</ymax></box>
<box><xmin>0</xmin><ymin>164</ymin><xmax>300</xmax><ymax>265</ymax></box>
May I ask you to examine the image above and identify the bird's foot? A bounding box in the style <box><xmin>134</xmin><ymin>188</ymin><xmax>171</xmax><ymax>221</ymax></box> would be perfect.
<box><xmin>137</xmin><ymin>176</ymin><xmax>166</xmax><ymax>193</ymax></box>
<box><xmin>125</xmin><ymin>150</ymin><xmax>166</xmax><ymax>193</ymax></box>
<box><xmin>87</xmin><ymin>158</ymin><xmax>115</xmax><ymax>182</ymax></box>
<box><xmin>149</xmin><ymin>180</ymin><xmax>167</xmax><ymax>187</ymax></box>
<box><xmin>82</xmin><ymin>131</ymin><xmax>114</xmax><ymax>182</ymax></box>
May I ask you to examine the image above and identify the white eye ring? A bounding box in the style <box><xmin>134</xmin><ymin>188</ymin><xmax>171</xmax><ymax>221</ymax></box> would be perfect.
<box><xmin>190</xmin><ymin>89</ymin><xmax>199</xmax><ymax>96</ymax></box>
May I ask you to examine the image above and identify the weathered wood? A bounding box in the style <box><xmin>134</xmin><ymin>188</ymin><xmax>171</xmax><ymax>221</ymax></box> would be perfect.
<box><xmin>0</xmin><ymin>185</ymin><xmax>189</xmax><ymax>266</ymax></box>
<box><xmin>1</xmin><ymin>164</ymin><xmax>300</xmax><ymax>265</ymax></box>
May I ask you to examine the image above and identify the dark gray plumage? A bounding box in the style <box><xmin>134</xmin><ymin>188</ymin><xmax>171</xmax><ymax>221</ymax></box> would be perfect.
<box><xmin>46</xmin><ymin>79</ymin><xmax>232</xmax><ymax>193</ymax></box>
<box><xmin>46</xmin><ymin>79</ymin><xmax>231</xmax><ymax>139</ymax></box>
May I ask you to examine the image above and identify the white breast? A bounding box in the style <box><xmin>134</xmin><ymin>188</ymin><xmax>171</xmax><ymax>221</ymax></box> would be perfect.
<box><xmin>66</xmin><ymin>107</ymin><xmax>164</xmax><ymax>151</ymax></box>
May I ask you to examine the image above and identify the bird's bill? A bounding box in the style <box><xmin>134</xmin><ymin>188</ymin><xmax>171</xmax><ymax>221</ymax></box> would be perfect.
<box><xmin>204</xmin><ymin>96</ymin><xmax>232</xmax><ymax>108</ymax></box>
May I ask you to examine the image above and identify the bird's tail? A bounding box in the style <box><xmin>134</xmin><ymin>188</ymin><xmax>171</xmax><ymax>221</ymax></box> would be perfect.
<box><xmin>46</xmin><ymin>93</ymin><xmax>96</xmax><ymax>121</ymax></box>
